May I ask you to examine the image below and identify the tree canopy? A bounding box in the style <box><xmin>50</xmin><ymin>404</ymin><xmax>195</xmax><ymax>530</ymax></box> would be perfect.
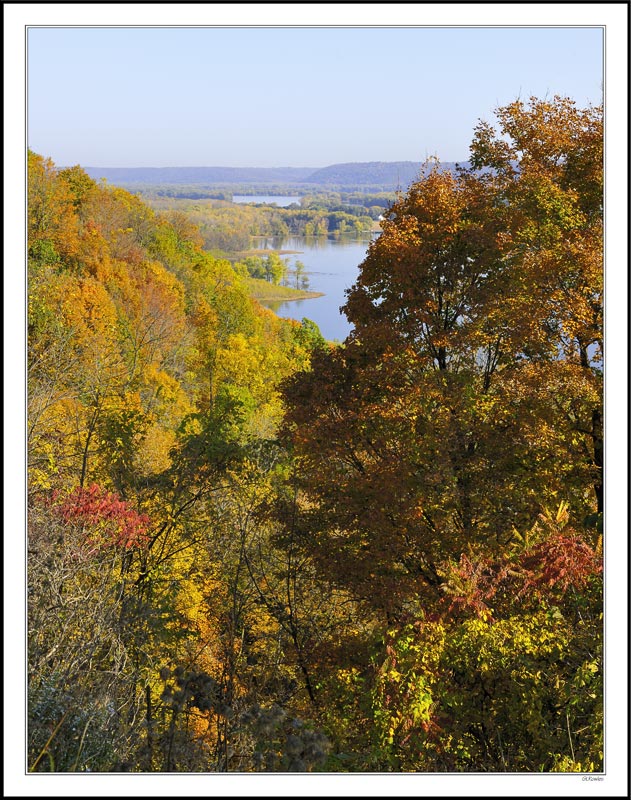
<box><xmin>27</xmin><ymin>96</ymin><xmax>603</xmax><ymax>774</ymax></box>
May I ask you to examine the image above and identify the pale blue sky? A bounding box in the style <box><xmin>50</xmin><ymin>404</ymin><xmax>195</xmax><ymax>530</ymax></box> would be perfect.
<box><xmin>28</xmin><ymin>26</ymin><xmax>603</xmax><ymax>168</ymax></box>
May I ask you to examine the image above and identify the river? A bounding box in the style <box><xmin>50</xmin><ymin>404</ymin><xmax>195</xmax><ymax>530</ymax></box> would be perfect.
<box><xmin>254</xmin><ymin>234</ymin><xmax>377</xmax><ymax>342</ymax></box>
<box><xmin>233</xmin><ymin>195</ymin><xmax>302</xmax><ymax>207</ymax></box>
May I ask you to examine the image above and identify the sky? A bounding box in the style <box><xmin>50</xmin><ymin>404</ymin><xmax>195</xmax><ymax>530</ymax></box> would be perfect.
<box><xmin>27</xmin><ymin>25</ymin><xmax>604</xmax><ymax>168</ymax></box>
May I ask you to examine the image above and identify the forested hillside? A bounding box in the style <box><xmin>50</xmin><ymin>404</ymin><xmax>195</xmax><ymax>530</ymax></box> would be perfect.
<box><xmin>27</xmin><ymin>96</ymin><xmax>603</xmax><ymax>773</ymax></box>
<box><xmin>304</xmin><ymin>160</ymin><xmax>457</xmax><ymax>187</ymax></box>
<box><xmin>82</xmin><ymin>161</ymin><xmax>459</xmax><ymax>192</ymax></box>
<box><xmin>83</xmin><ymin>165</ymin><xmax>316</xmax><ymax>185</ymax></box>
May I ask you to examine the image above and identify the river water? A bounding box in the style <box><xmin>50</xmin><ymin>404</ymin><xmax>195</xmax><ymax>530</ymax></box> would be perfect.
<box><xmin>233</xmin><ymin>195</ymin><xmax>302</xmax><ymax>207</ymax></box>
<box><xmin>254</xmin><ymin>234</ymin><xmax>377</xmax><ymax>342</ymax></box>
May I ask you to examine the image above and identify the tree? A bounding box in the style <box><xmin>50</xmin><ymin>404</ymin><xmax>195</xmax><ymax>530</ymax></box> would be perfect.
<box><xmin>468</xmin><ymin>96</ymin><xmax>603</xmax><ymax>512</ymax></box>
<box><xmin>28</xmin><ymin>116</ymin><xmax>602</xmax><ymax>772</ymax></box>
<box><xmin>280</xmin><ymin>97</ymin><xmax>603</xmax><ymax>617</ymax></box>
<box><xmin>366</xmin><ymin>505</ymin><xmax>602</xmax><ymax>772</ymax></box>
<box><xmin>294</xmin><ymin>260</ymin><xmax>306</xmax><ymax>290</ymax></box>
<box><xmin>28</xmin><ymin>152</ymin><xmax>338</xmax><ymax>773</ymax></box>
<box><xmin>264</xmin><ymin>253</ymin><xmax>287</xmax><ymax>286</ymax></box>
<box><xmin>28</xmin><ymin>151</ymin><xmax>81</xmax><ymax>265</ymax></box>
<box><xmin>28</xmin><ymin>487</ymin><xmax>151</xmax><ymax>771</ymax></box>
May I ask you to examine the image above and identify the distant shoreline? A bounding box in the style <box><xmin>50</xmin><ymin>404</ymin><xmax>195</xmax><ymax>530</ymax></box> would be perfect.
<box><xmin>258</xmin><ymin>290</ymin><xmax>324</xmax><ymax>303</ymax></box>
<box><xmin>238</xmin><ymin>248</ymin><xmax>303</xmax><ymax>257</ymax></box>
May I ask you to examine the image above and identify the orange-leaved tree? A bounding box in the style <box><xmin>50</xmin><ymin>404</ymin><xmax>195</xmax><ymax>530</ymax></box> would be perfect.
<box><xmin>280</xmin><ymin>96</ymin><xmax>603</xmax><ymax>618</ymax></box>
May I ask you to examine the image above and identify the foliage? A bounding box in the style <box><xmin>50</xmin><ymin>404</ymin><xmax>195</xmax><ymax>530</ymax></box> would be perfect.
<box><xmin>144</xmin><ymin>195</ymin><xmax>373</xmax><ymax>253</ymax></box>
<box><xmin>281</xmin><ymin>96</ymin><xmax>602</xmax><ymax>616</ymax></box>
<box><xmin>51</xmin><ymin>484</ymin><xmax>151</xmax><ymax>550</ymax></box>
<box><xmin>28</xmin><ymin>494</ymin><xmax>147</xmax><ymax>771</ymax></box>
<box><xmin>27</xmin><ymin>151</ymin><xmax>324</xmax><ymax>772</ymax></box>
<box><xmin>366</xmin><ymin>506</ymin><xmax>602</xmax><ymax>772</ymax></box>
<box><xmin>27</xmin><ymin>94</ymin><xmax>603</xmax><ymax>774</ymax></box>
<box><xmin>278</xmin><ymin>96</ymin><xmax>603</xmax><ymax>771</ymax></box>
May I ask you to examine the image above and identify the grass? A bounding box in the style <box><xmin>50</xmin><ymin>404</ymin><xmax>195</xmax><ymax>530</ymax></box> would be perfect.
<box><xmin>246</xmin><ymin>277</ymin><xmax>324</xmax><ymax>302</ymax></box>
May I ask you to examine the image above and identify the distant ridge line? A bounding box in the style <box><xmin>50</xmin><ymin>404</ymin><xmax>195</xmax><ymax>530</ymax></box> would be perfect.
<box><xmin>81</xmin><ymin>165</ymin><xmax>317</xmax><ymax>184</ymax></box>
<box><xmin>80</xmin><ymin>160</ymin><xmax>465</xmax><ymax>189</ymax></box>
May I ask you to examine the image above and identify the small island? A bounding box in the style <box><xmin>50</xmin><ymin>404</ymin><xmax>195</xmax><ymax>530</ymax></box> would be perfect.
<box><xmin>246</xmin><ymin>276</ymin><xmax>324</xmax><ymax>303</ymax></box>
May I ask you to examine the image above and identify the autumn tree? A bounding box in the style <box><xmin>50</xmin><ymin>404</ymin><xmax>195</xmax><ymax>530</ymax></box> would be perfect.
<box><xmin>28</xmin><ymin>486</ymin><xmax>152</xmax><ymax>771</ymax></box>
<box><xmin>273</xmin><ymin>98</ymin><xmax>604</xmax><ymax>773</ymax></box>
<box><xmin>468</xmin><ymin>97</ymin><xmax>603</xmax><ymax>512</ymax></box>
<box><xmin>280</xmin><ymin>97</ymin><xmax>603</xmax><ymax>621</ymax></box>
<box><xmin>27</xmin><ymin>93</ymin><xmax>603</xmax><ymax>773</ymax></box>
<box><xmin>361</xmin><ymin>499</ymin><xmax>603</xmax><ymax>772</ymax></box>
<box><xmin>28</xmin><ymin>153</ymin><xmax>332</xmax><ymax>772</ymax></box>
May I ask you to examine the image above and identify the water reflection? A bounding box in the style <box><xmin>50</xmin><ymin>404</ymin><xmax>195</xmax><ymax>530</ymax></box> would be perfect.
<box><xmin>256</xmin><ymin>233</ymin><xmax>377</xmax><ymax>342</ymax></box>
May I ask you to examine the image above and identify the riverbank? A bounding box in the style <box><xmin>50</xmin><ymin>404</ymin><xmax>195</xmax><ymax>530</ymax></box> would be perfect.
<box><xmin>237</xmin><ymin>248</ymin><xmax>303</xmax><ymax>257</ymax></box>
